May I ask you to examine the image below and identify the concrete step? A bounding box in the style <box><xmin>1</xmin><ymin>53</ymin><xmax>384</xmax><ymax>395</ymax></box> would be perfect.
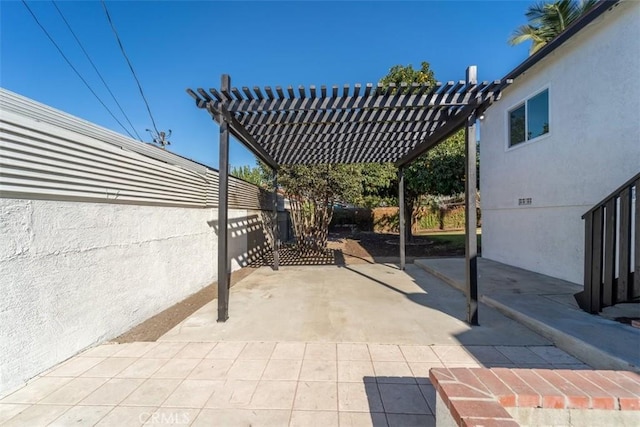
<box><xmin>414</xmin><ymin>258</ymin><xmax>640</xmax><ymax>372</ymax></box>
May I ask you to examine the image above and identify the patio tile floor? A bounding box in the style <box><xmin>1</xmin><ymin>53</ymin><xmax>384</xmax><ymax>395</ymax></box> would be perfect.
<box><xmin>1</xmin><ymin>341</ymin><xmax>589</xmax><ymax>426</ymax></box>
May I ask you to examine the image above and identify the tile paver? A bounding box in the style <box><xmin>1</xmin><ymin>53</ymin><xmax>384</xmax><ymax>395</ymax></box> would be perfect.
<box><xmin>369</xmin><ymin>344</ymin><xmax>404</xmax><ymax>362</ymax></box>
<box><xmin>204</xmin><ymin>379</ymin><xmax>256</xmax><ymax>408</ymax></box>
<box><xmin>2</xmin><ymin>404</ymin><xmax>71</xmax><ymax>427</ymax></box>
<box><xmin>293</xmin><ymin>381</ymin><xmax>338</xmax><ymax>411</ymax></box>
<box><xmin>304</xmin><ymin>343</ymin><xmax>337</xmax><ymax>360</ymax></box>
<box><xmin>299</xmin><ymin>359</ymin><xmax>337</xmax><ymax>382</ymax></box>
<box><xmin>262</xmin><ymin>359</ymin><xmax>302</xmax><ymax>381</ymax></box>
<box><xmin>205</xmin><ymin>342</ymin><xmax>246</xmax><ymax>359</ymax></box>
<box><xmin>237</xmin><ymin>342</ymin><xmax>275</xmax><ymax>360</ymax></box>
<box><xmin>249</xmin><ymin>380</ymin><xmax>297</xmax><ymax>410</ymax></box>
<box><xmin>111</xmin><ymin>342</ymin><xmax>157</xmax><ymax>358</ymax></box>
<box><xmin>0</xmin><ymin>403</ymin><xmax>30</xmax><ymax>424</ymax></box>
<box><xmin>226</xmin><ymin>359</ymin><xmax>268</xmax><ymax>380</ymax></box>
<box><xmin>1</xmin><ymin>376</ymin><xmax>74</xmax><ymax>404</ymax></box>
<box><xmin>162</xmin><ymin>379</ymin><xmax>218</xmax><ymax>408</ymax></box>
<box><xmin>45</xmin><ymin>357</ymin><xmax>105</xmax><ymax>377</ymax></box>
<box><xmin>39</xmin><ymin>377</ymin><xmax>108</xmax><ymax>405</ymax></box>
<box><xmin>387</xmin><ymin>413</ymin><xmax>436</xmax><ymax>427</ymax></box>
<box><xmin>121</xmin><ymin>378</ymin><xmax>181</xmax><ymax>406</ymax></box>
<box><xmin>338</xmin><ymin>382</ymin><xmax>383</xmax><ymax>412</ymax></box>
<box><xmin>191</xmin><ymin>408</ymin><xmax>290</xmax><ymax>427</ymax></box>
<box><xmin>80</xmin><ymin>378</ymin><xmax>144</xmax><ymax>406</ymax></box>
<box><xmin>151</xmin><ymin>358</ymin><xmax>200</xmax><ymax>379</ymax></box>
<box><xmin>338</xmin><ymin>343</ymin><xmax>371</xmax><ymax>361</ymax></box>
<box><xmin>174</xmin><ymin>342</ymin><xmax>217</xmax><ymax>359</ymax></box>
<box><xmin>94</xmin><ymin>405</ymin><xmax>154</xmax><ymax>426</ymax></box>
<box><xmin>188</xmin><ymin>358</ymin><xmax>234</xmax><ymax>380</ymax></box>
<box><xmin>378</xmin><ymin>383</ymin><xmax>431</xmax><ymax>415</ymax></box>
<box><xmin>116</xmin><ymin>358</ymin><xmax>169</xmax><ymax>378</ymax></box>
<box><xmin>373</xmin><ymin>361</ymin><xmax>414</xmax><ymax>384</ymax></box>
<box><xmin>338</xmin><ymin>360</ymin><xmax>376</xmax><ymax>383</ymax></box>
<box><xmin>48</xmin><ymin>405</ymin><xmax>114</xmax><ymax>426</ymax></box>
<box><xmin>290</xmin><ymin>410</ymin><xmax>339</xmax><ymax>426</ymax></box>
<box><xmin>80</xmin><ymin>357</ymin><xmax>137</xmax><ymax>378</ymax></box>
<box><xmin>271</xmin><ymin>342</ymin><xmax>306</xmax><ymax>360</ymax></box>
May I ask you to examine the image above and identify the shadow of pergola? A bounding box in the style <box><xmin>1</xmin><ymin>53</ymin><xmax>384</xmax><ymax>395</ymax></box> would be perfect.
<box><xmin>250</xmin><ymin>246</ymin><xmax>346</xmax><ymax>267</ymax></box>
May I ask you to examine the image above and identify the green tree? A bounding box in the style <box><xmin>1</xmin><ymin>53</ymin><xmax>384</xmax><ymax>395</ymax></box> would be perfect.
<box><xmin>230</xmin><ymin>164</ymin><xmax>265</xmax><ymax>187</ymax></box>
<box><xmin>378</xmin><ymin>62</ymin><xmax>466</xmax><ymax>241</ymax></box>
<box><xmin>277</xmin><ymin>164</ymin><xmax>362</xmax><ymax>250</ymax></box>
<box><xmin>509</xmin><ymin>0</ymin><xmax>597</xmax><ymax>55</ymax></box>
<box><xmin>354</xmin><ymin>163</ymin><xmax>397</xmax><ymax>208</ymax></box>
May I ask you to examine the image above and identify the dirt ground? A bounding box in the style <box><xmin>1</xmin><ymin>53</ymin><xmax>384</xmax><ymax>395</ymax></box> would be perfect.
<box><xmin>113</xmin><ymin>231</ymin><xmax>466</xmax><ymax>343</ymax></box>
<box><xmin>113</xmin><ymin>267</ymin><xmax>257</xmax><ymax>343</ymax></box>
<box><xmin>335</xmin><ymin>230</ymin><xmax>465</xmax><ymax>261</ymax></box>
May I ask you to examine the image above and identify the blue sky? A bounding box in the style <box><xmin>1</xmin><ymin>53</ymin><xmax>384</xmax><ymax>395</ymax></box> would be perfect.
<box><xmin>1</xmin><ymin>1</ymin><xmax>532</xmax><ymax>170</ymax></box>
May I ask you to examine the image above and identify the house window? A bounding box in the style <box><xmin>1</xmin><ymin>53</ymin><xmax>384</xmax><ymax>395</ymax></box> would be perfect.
<box><xmin>509</xmin><ymin>89</ymin><xmax>549</xmax><ymax>147</ymax></box>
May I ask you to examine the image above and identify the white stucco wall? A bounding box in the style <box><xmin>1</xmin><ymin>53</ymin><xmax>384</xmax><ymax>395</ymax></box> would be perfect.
<box><xmin>0</xmin><ymin>198</ymin><xmax>269</xmax><ymax>396</ymax></box>
<box><xmin>480</xmin><ymin>0</ymin><xmax>640</xmax><ymax>284</ymax></box>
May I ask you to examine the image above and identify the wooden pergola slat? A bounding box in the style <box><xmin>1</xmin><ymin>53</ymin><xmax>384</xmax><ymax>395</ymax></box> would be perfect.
<box><xmin>187</xmin><ymin>66</ymin><xmax>511</xmax><ymax>325</ymax></box>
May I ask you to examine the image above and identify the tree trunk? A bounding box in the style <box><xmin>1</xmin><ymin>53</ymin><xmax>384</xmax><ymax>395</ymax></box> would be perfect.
<box><xmin>404</xmin><ymin>199</ymin><xmax>414</xmax><ymax>243</ymax></box>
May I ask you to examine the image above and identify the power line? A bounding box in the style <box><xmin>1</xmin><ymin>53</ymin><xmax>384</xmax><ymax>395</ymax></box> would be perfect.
<box><xmin>20</xmin><ymin>0</ymin><xmax>137</xmax><ymax>140</ymax></box>
<box><xmin>51</xmin><ymin>0</ymin><xmax>142</xmax><ymax>141</ymax></box>
<box><xmin>100</xmin><ymin>0</ymin><xmax>160</xmax><ymax>135</ymax></box>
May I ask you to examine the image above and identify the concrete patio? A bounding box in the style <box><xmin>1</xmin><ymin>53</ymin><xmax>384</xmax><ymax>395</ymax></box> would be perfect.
<box><xmin>0</xmin><ymin>264</ymin><xmax>590</xmax><ymax>426</ymax></box>
<box><xmin>415</xmin><ymin>258</ymin><xmax>640</xmax><ymax>372</ymax></box>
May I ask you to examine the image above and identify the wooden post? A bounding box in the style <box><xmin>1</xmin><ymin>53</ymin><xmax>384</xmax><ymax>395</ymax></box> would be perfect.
<box><xmin>399</xmin><ymin>166</ymin><xmax>406</xmax><ymax>270</ymax></box>
<box><xmin>272</xmin><ymin>168</ymin><xmax>279</xmax><ymax>271</ymax></box>
<box><xmin>217</xmin><ymin>74</ymin><xmax>230</xmax><ymax>323</ymax></box>
<box><xmin>465</xmin><ymin>66</ymin><xmax>479</xmax><ymax>326</ymax></box>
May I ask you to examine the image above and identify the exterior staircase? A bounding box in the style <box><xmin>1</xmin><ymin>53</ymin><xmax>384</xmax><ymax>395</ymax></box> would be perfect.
<box><xmin>576</xmin><ymin>172</ymin><xmax>640</xmax><ymax>313</ymax></box>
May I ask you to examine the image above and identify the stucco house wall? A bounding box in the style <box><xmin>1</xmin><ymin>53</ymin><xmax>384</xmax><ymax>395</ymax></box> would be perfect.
<box><xmin>480</xmin><ymin>0</ymin><xmax>640</xmax><ymax>284</ymax></box>
<box><xmin>0</xmin><ymin>91</ymin><xmax>272</xmax><ymax>396</ymax></box>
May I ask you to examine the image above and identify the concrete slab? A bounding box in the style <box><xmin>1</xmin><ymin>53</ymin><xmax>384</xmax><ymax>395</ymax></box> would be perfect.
<box><xmin>159</xmin><ymin>263</ymin><xmax>549</xmax><ymax>347</ymax></box>
<box><xmin>414</xmin><ymin>258</ymin><xmax>640</xmax><ymax>372</ymax></box>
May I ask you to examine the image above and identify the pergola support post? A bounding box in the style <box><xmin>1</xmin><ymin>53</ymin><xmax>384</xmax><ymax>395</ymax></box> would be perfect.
<box><xmin>272</xmin><ymin>169</ymin><xmax>280</xmax><ymax>271</ymax></box>
<box><xmin>217</xmin><ymin>74</ymin><xmax>231</xmax><ymax>323</ymax></box>
<box><xmin>399</xmin><ymin>166</ymin><xmax>406</xmax><ymax>270</ymax></box>
<box><xmin>465</xmin><ymin>66</ymin><xmax>479</xmax><ymax>326</ymax></box>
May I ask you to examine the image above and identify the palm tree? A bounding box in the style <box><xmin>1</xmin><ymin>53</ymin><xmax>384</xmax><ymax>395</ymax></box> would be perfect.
<box><xmin>509</xmin><ymin>0</ymin><xmax>598</xmax><ymax>55</ymax></box>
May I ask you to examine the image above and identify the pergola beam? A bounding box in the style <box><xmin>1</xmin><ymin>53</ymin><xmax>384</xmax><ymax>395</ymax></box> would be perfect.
<box><xmin>217</xmin><ymin>76</ymin><xmax>231</xmax><ymax>323</ymax></box>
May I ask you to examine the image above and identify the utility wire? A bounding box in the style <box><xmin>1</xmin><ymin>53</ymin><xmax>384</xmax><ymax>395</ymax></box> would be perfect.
<box><xmin>51</xmin><ymin>0</ymin><xmax>142</xmax><ymax>141</ymax></box>
<box><xmin>100</xmin><ymin>0</ymin><xmax>160</xmax><ymax>135</ymax></box>
<box><xmin>20</xmin><ymin>0</ymin><xmax>137</xmax><ymax>140</ymax></box>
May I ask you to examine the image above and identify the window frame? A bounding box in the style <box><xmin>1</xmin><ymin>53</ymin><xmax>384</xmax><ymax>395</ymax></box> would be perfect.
<box><xmin>505</xmin><ymin>86</ymin><xmax>551</xmax><ymax>150</ymax></box>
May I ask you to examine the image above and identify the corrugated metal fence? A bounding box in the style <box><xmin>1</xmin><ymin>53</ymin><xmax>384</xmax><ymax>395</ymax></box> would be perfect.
<box><xmin>0</xmin><ymin>89</ymin><xmax>272</xmax><ymax>210</ymax></box>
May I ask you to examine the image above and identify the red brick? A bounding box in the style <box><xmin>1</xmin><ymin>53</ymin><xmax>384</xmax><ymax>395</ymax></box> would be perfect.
<box><xmin>578</xmin><ymin>371</ymin><xmax>636</xmax><ymax>404</ymax></box>
<box><xmin>620</xmin><ymin>371</ymin><xmax>640</xmax><ymax>388</ymax></box>
<box><xmin>620</xmin><ymin>397</ymin><xmax>640</xmax><ymax>410</ymax></box>
<box><xmin>451</xmin><ymin>399</ymin><xmax>512</xmax><ymax>420</ymax></box>
<box><xmin>462</xmin><ymin>418</ymin><xmax>519</xmax><ymax>427</ymax></box>
<box><xmin>441</xmin><ymin>382</ymin><xmax>494</xmax><ymax>400</ymax></box>
<box><xmin>453</xmin><ymin>368</ymin><xmax>492</xmax><ymax>395</ymax></box>
<box><xmin>554</xmin><ymin>370</ymin><xmax>616</xmax><ymax>410</ymax></box>
<box><xmin>534</xmin><ymin>370</ymin><xmax>590</xmax><ymax>409</ymax></box>
<box><xmin>430</xmin><ymin>367</ymin><xmax>455</xmax><ymax>385</ymax></box>
<box><xmin>472</xmin><ymin>369</ymin><xmax>517</xmax><ymax>407</ymax></box>
<box><xmin>492</xmin><ymin>368</ymin><xmax>541</xmax><ymax>407</ymax></box>
<box><xmin>601</xmin><ymin>371</ymin><xmax>640</xmax><ymax>398</ymax></box>
<box><xmin>513</xmin><ymin>370</ymin><xmax>565</xmax><ymax>409</ymax></box>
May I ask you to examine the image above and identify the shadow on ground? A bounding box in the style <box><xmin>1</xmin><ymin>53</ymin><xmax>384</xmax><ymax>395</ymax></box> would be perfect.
<box><xmin>361</xmin><ymin>376</ymin><xmax>436</xmax><ymax>427</ymax></box>
<box><xmin>251</xmin><ymin>246</ymin><xmax>346</xmax><ymax>267</ymax></box>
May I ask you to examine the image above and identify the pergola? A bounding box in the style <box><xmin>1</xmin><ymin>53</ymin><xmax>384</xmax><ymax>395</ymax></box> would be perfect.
<box><xmin>187</xmin><ymin>66</ymin><xmax>511</xmax><ymax>326</ymax></box>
